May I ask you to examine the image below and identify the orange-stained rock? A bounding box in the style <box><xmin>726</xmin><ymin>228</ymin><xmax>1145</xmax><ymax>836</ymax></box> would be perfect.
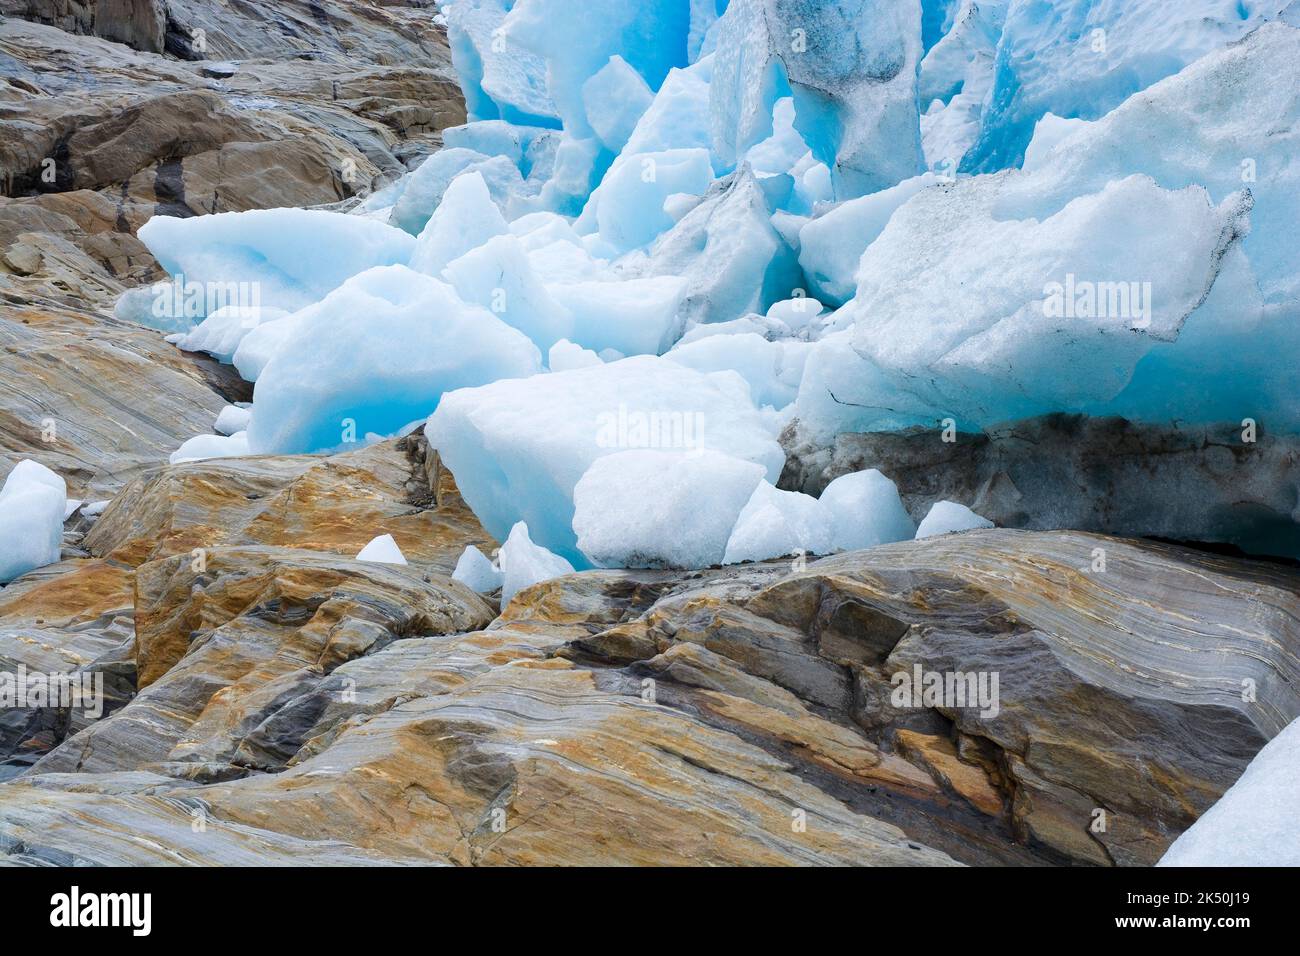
<box><xmin>84</xmin><ymin>434</ymin><xmax>495</xmax><ymax>573</ymax></box>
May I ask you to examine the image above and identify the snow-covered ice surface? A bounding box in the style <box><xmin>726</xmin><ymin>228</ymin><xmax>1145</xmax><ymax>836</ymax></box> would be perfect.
<box><xmin>126</xmin><ymin>4</ymin><xmax>1300</xmax><ymax>586</ymax></box>
<box><xmin>1159</xmin><ymin>716</ymin><xmax>1300</xmax><ymax>866</ymax></box>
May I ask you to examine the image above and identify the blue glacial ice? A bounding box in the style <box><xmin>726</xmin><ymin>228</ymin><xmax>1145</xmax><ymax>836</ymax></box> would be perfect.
<box><xmin>247</xmin><ymin>265</ymin><xmax>541</xmax><ymax>455</ymax></box>
<box><xmin>961</xmin><ymin>0</ymin><xmax>1293</xmax><ymax>172</ymax></box>
<box><xmin>427</xmin><ymin>356</ymin><xmax>784</xmax><ymax>566</ymax></box>
<box><xmin>114</xmin><ymin>3</ymin><xmax>1300</xmax><ymax>578</ymax></box>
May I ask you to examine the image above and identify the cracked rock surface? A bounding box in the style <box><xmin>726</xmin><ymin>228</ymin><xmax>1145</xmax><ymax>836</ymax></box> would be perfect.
<box><xmin>2</xmin><ymin>438</ymin><xmax>1296</xmax><ymax>865</ymax></box>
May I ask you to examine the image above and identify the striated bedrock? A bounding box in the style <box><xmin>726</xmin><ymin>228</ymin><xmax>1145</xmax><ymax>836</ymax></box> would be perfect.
<box><xmin>0</xmin><ymin>432</ymin><xmax>495</xmax><ymax>768</ymax></box>
<box><xmin>2</xmin><ymin>510</ymin><xmax>1296</xmax><ymax>865</ymax></box>
<box><xmin>0</xmin><ymin>14</ymin><xmax>462</xmax><ymax>212</ymax></box>
<box><xmin>0</xmin><ymin>302</ymin><xmax>232</xmax><ymax>498</ymax></box>
<box><xmin>782</xmin><ymin>414</ymin><xmax>1300</xmax><ymax>560</ymax></box>
<box><xmin>79</xmin><ymin>432</ymin><xmax>493</xmax><ymax>569</ymax></box>
<box><xmin>0</xmin><ymin>10</ymin><xmax>464</xmax><ymax>315</ymax></box>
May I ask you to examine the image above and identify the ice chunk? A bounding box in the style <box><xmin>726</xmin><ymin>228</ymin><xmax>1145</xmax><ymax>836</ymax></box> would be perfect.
<box><xmin>915</xmin><ymin>501</ymin><xmax>994</xmax><ymax>538</ymax></box>
<box><xmin>962</xmin><ymin>0</ymin><xmax>1283</xmax><ymax>172</ymax></box>
<box><xmin>443</xmin><ymin>235</ymin><xmax>573</xmax><ymax>352</ymax></box>
<box><xmin>114</xmin><ymin>286</ymin><xmax>194</xmax><ymax>334</ymax></box>
<box><xmin>232</xmin><ymin>309</ymin><xmax>308</xmax><ymax>383</ymax></box>
<box><xmin>621</xmin><ymin>58</ymin><xmax>715</xmax><ymax>158</ymax></box>
<box><xmin>443</xmin><ymin>121</ymin><xmax>556</xmax><ymax>175</ymax></box>
<box><xmin>676</xmin><ymin>312</ymin><xmax>793</xmax><ymax>346</ymax></box>
<box><xmin>548</xmin><ymin>339</ymin><xmax>604</xmax><ymax>372</ymax></box>
<box><xmin>665</xmin><ymin>333</ymin><xmax>805</xmax><ymax>410</ymax></box>
<box><xmin>579</xmin><ymin>148</ymin><xmax>714</xmax><ymax>253</ymax></box>
<box><xmin>641</xmin><ymin>166</ymin><xmax>801</xmax><ymax>327</ymax></box>
<box><xmin>789</xmin><ymin>153</ymin><xmax>834</xmax><ymax>214</ymax></box>
<box><xmin>2</xmin><ymin>459</ymin><xmax>64</xmax><ymax>499</ymax></box>
<box><xmin>174</xmin><ymin>305</ymin><xmax>291</xmax><ymax>364</ymax></box>
<box><xmin>689</xmin><ymin>0</ymin><xmax>725</xmax><ymax>62</ymax></box>
<box><xmin>137</xmin><ymin>209</ymin><xmax>415</xmax><ymax>316</ymax></box>
<box><xmin>505</xmin><ymin>0</ymin><xmax>692</xmax><ymax>138</ymax></box>
<box><xmin>1008</xmin><ymin>22</ymin><xmax>1300</xmax><ymax>304</ymax></box>
<box><xmin>710</xmin><ymin>0</ymin><xmax>924</xmax><ymax>196</ymax></box>
<box><xmin>0</xmin><ymin>460</ymin><xmax>67</xmax><ymax>584</ymax></box>
<box><xmin>922</xmin><ymin>0</ymin><xmax>964</xmax><ymax>52</ymax></box>
<box><xmin>743</xmin><ymin>98</ymin><xmax>810</xmax><ymax>178</ymax></box>
<box><xmin>789</xmin><ymin>27</ymin><xmax>1296</xmax><ymax>439</ymax></box>
<box><xmin>582</xmin><ymin>56</ymin><xmax>655</xmax><ymax>154</ymax></box>
<box><xmin>722</xmin><ymin>481</ymin><xmax>834</xmax><ymax>565</ymax></box>
<box><xmin>663</xmin><ymin>192</ymin><xmax>703</xmax><ymax>222</ymax></box>
<box><xmin>789</xmin><ymin>328</ymin><xmax>902</xmax><ymax>442</ymax></box>
<box><xmin>439</xmin><ymin>0</ymin><xmax>560</xmax><ymax>125</ymax></box>
<box><xmin>409</xmin><ymin>172</ymin><xmax>511</xmax><ymax>278</ymax></box>
<box><xmin>535</xmin><ymin>133</ymin><xmax>610</xmax><ymax>217</ymax></box>
<box><xmin>389</xmin><ymin>148</ymin><xmax>524</xmax><ymax>235</ymax></box>
<box><xmin>170</xmin><ymin>431</ymin><xmax>250</xmax><ymax>464</ymax></box>
<box><xmin>573</xmin><ymin>449</ymin><xmax>765</xmax><ymax>568</ymax></box>
<box><xmin>1020</xmin><ymin>113</ymin><xmax>1092</xmax><ymax>171</ymax></box>
<box><xmin>798</xmin><ymin>172</ymin><xmax>940</xmax><ymax>306</ymax></box>
<box><xmin>214</xmin><ymin>404</ymin><xmax>253</xmax><ymax>436</ymax></box>
<box><xmin>498</xmin><ymin>521</ymin><xmax>576</xmax><ymax>606</ymax></box>
<box><xmin>548</xmin><ymin>275</ymin><xmax>685</xmax><ymax>357</ymax></box>
<box><xmin>356</xmin><ymin>534</ymin><xmax>408</xmax><ymax>565</ymax></box>
<box><xmin>834</xmin><ymin>174</ymin><xmax>1252</xmax><ymax>431</ymax></box>
<box><xmin>511</xmin><ymin>211</ymin><xmax>583</xmax><ymax>251</ymax></box>
<box><xmin>427</xmin><ymin>355</ymin><xmax>785</xmax><ymax>565</ymax></box>
<box><xmin>765</xmin><ymin>296</ymin><xmax>824</xmax><ymax>333</ymax></box>
<box><xmin>247</xmin><ymin>265</ymin><xmax>541</xmax><ymax>455</ymax></box>
<box><xmin>1158</xmin><ymin>715</ymin><xmax>1300</xmax><ymax>867</ymax></box>
<box><xmin>527</xmin><ymin>238</ymin><xmax>607</xmax><ymax>283</ymax></box>
<box><xmin>452</xmin><ymin>545</ymin><xmax>505</xmax><ymax>593</ymax></box>
<box><xmin>916</xmin><ymin>0</ymin><xmax>1006</xmax><ymax>170</ymax></box>
<box><xmin>819</xmin><ymin>470</ymin><xmax>916</xmax><ymax>551</ymax></box>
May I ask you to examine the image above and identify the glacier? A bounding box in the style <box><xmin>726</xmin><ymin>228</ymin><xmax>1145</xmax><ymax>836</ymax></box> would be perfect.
<box><xmin>116</xmin><ymin>4</ymin><xmax>1300</xmax><ymax>582</ymax></box>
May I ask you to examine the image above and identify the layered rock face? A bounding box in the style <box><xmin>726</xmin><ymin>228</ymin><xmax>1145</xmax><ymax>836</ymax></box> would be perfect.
<box><xmin>1</xmin><ymin>6</ymin><xmax>463</xmax><ymax>314</ymax></box>
<box><xmin>0</xmin><ymin>3</ymin><xmax>463</xmax><ymax>499</ymax></box>
<box><xmin>2</xmin><ymin>434</ymin><xmax>1297</xmax><ymax>865</ymax></box>
<box><xmin>2</xmin><ymin>2</ymin><xmax>1297</xmax><ymax>869</ymax></box>
<box><xmin>783</xmin><ymin>415</ymin><xmax>1300</xmax><ymax>560</ymax></box>
<box><xmin>4</xmin><ymin>1</ymin><xmax>167</xmax><ymax>53</ymax></box>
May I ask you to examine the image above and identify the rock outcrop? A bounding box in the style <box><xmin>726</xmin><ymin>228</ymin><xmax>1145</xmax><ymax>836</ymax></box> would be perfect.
<box><xmin>0</xmin><ymin>301</ymin><xmax>231</xmax><ymax>497</ymax></box>
<box><xmin>0</xmin><ymin>3</ymin><xmax>465</xmax><ymax>502</ymax></box>
<box><xmin>81</xmin><ymin>432</ymin><xmax>494</xmax><ymax>571</ymax></box>
<box><xmin>5</xmin><ymin>0</ymin><xmax>167</xmax><ymax>53</ymax></box>
<box><xmin>3</xmin><ymin>448</ymin><xmax>1297</xmax><ymax>866</ymax></box>
<box><xmin>782</xmin><ymin>414</ymin><xmax>1300</xmax><ymax>560</ymax></box>
<box><xmin>2</xmin><ymin>0</ymin><xmax>1296</xmax><ymax>871</ymax></box>
<box><xmin>1</xmin><ymin>12</ymin><xmax>463</xmax><ymax>317</ymax></box>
